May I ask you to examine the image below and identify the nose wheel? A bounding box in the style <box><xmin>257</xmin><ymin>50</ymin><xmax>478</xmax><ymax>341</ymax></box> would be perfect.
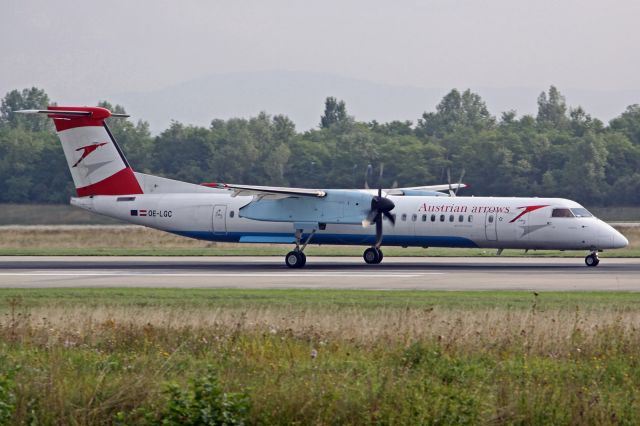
<box><xmin>363</xmin><ymin>247</ymin><xmax>383</xmax><ymax>264</ymax></box>
<box><xmin>585</xmin><ymin>252</ymin><xmax>600</xmax><ymax>267</ymax></box>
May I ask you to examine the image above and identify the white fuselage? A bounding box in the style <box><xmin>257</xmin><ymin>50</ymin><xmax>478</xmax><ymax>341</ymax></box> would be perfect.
<box><xmin>72</xmin><ymin>191</ymin><xmax>628</xmax><ymax>251</ymax></box>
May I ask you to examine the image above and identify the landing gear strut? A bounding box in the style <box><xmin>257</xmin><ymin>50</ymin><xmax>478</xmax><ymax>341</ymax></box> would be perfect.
<box><xmin>363</xmin><ymin>247</ymin><xmax>383</xmax><ymax>264</ymax></box>
<box><xmin>585</xmin><ymin>251</ymin><xmax>600</xmax><ymax>267</ymax></box>
<box><xmin>285</xmin><ymin>227</ymin><xmax>315</xmax><ymax>268</ymax></box>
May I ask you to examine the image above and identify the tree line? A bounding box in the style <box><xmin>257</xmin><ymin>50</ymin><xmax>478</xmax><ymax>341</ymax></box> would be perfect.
<box><xmin>1</xmin><ymin>86</ymin><xmax>640</xmax><ymax>206</ymax></box>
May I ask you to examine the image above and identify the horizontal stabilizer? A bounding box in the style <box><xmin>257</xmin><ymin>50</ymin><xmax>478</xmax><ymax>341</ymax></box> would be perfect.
<box><xmin>15</xmin><ymin>109</ymin><xmax>129</xmax><ymax>118</ymax></box>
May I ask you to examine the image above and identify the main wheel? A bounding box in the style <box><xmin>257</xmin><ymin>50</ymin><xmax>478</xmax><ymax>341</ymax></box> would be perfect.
<box><xmin>363</xmin><ymin>247</ymin><xmax>382</xmax><ymax>264</ymax></box>
<box><xmin>299</xmin><ymin>252</ymin><xmax>307</xmax><ymax>267</ymax></box>
<box><xmin>285</xmin><ymin>251</ymin><xmax>304</xmax><ymax>268</ymax></box>
<box><xmin>585</xmin><ymin>253</ymin><xmax>600</xmax><ymax>267</ymax></box>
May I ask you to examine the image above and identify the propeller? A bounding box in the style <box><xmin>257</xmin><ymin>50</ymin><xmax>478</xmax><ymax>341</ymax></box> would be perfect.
<box><xmin>362</xmin><ymin>163</ymin><xmax>395</xmax><ymax>248</ymax></box>
<box><xmin>454</xmin><ymin>168</ymin><xmax>466</xmax><ymax>196</ymax></box>
<box><xmin>447</xmin><ymin>167</ymin><xmax>466</xmax><ymax>197</ymax></box>
<box><xmin>364</xmin><ymin>163</ymin><xmax>385</xmax><ymax>190</ymax></box>
<box><xmin>364</xmin><ymin>164</ymin><xmax>373</xmax><ymax>189</ymax></box>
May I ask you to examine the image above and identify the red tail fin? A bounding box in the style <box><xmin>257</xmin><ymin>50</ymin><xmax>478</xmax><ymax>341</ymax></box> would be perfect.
<box><xmin>46</xmin><ymin>106</ymin><xmax>143</xmax><ymax>196</ymax></box>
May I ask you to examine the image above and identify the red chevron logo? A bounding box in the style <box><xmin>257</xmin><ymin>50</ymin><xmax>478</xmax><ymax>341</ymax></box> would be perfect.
<box><xmin>509</xmin><ymin>205</ymin><xmax>549</xmax><ymax>223</ymax></box>
<box><xmin>72</xmin><ymin>142</ymin><xmax>108</xmax><ymax>168</ymax></box>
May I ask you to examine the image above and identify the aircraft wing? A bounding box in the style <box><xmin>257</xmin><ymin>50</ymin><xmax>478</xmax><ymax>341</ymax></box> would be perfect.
<box><xmin>386</xmin><ymin>183</ymin><xmax>467</xmax><ymax>195</ymax></box>
<box><xmin>201</xmin><ymin>183</ymin><xmax>326</xmax><ymax>199</ymax></box>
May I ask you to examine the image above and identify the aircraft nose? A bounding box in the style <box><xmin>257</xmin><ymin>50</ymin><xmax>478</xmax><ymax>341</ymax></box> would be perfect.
<box><xmin>613</xmin><ymin>231</ymin><xmax>629</xmax><ymax>249</ymax></box>
<box><xmin>597</xmin><ymin>223</ymin><xmax>629</xmax><ymax>249</ymax></box>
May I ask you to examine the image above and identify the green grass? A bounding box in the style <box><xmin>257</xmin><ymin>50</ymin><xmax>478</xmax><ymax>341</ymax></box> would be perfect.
<box><xmin>3</xmin><ymin>288</ymin><xmax>640</xmax><ymax>310</ymax></box>
<box><xmin>3</xmin><ymin>289</ymin><xmax>640</xmax><ymax>423</ymax></box>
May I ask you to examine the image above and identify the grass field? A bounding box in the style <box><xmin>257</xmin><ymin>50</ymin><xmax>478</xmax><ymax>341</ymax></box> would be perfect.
<box><xmin>2</xmin><ymin>289</ymin><xmax>640</xmax><ymax>424</ymax></box>
<box><xmin>1</xmin><ymin>224</ymin><xmax>638</xmax><ymax>257</ymax></box>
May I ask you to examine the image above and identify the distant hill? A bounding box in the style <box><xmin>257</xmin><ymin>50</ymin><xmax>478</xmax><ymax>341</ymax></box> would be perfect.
<box><xmin>109</xmin><ymin>70</ymin><xmax>640</xmax><ymax>134</ymax></box>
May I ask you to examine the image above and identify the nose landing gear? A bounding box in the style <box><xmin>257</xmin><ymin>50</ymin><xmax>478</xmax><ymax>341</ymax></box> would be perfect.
<box><xmin>585</xmin><ymin>251</ymin><xmax>600</xmax><ymax>267</ymax></box>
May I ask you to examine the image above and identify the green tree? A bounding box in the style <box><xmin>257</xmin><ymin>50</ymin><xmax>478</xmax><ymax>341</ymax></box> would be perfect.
<box><xmin>153</xmin><ymin>122</ymin><xmax>218</xmax><ymax>184</ymax></box>
<box><xmin>417</xmin><ymin>89</ymin><xmax>495</xmax><ymax>137</ymax></box>
<box><xmin>610</xmin><ymin>104</ymin><xmax>640</xmax><ymax>145</ymax></box>
<box><xmin>320</xmin><ymin>96</ymin><xmax>351</xmax><ymax>129</ymax></box>
<box><xmin>0</xmin><ymin>88</ymin><xmax>53</xmax><ymax>132</ymax></box>
<box><xmin>536</xmin><ymin>86</ymin><xmax>568</xmax><ymax>128</ymax></box>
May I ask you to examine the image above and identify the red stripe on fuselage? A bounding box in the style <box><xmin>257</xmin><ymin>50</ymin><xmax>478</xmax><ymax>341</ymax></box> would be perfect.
<box><xmin>76</xmin><ymin>167</ymin><xmax>143</xmax><ymax>197</ymax></box>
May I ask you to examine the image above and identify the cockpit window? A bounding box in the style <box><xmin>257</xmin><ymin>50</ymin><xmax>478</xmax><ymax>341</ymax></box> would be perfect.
<box><xmin>571</xmin><ymin>208</ymin><xmax>593</xmax><ymax>218</ymax></box>
<box><xmin>551</xmin><ymin>208</ymin><xmax>574</xmax><ymax>218</ymax></box>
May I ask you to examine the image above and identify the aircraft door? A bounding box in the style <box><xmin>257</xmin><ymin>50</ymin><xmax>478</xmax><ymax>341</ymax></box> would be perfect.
<box><xmin>213</xmin><ymin>205</ymin><xmax>227</xmax><ymax>234</ymax></box>
<box><xmin>485</xmin><ymin>213</ymin><xmax>498</xmax><ymax>240</ymax></box>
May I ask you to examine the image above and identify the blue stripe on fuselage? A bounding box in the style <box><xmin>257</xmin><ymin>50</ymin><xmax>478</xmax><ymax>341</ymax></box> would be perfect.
<box><xmin>169</xmin><ymin>230</ymin><xmax>479</xmax><ymax>248</ymax></box>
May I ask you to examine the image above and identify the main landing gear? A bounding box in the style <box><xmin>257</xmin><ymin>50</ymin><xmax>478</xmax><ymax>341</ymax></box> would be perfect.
<box><xmin>285</xmin><ymin>250</ymin><xmax>306</xmax><ymax>268</ymax></box>
<box><xmin>363</xmin><ymin>247</ymin><xmax>383</xmax><ymax>264</ymax></box>
<box><xmin>585</xmin><ymin>251</ymin><xmax>600</xmax><ymax>267</ymax></box>
<box><xmin>285</xmin><ymin>227</ymin><xmax>316</xmax><ymax>269</ymax></box>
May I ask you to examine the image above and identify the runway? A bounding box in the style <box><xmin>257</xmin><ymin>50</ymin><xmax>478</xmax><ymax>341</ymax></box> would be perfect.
<box><xmin>0</xmin><ymin>256</ymin><xmax>639</xmax><ymax>290</ymax></box>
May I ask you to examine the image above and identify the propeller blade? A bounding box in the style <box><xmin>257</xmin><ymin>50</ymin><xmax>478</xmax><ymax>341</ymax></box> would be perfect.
<box><xmin>454</xmin><ymin>168</ymin><xmax>466</xmax><ymax>196</ymax></box>
<box><xmin>447</xmin><ymin>167</ymin><xmax>454</xmax><ymax>196</ymax></box>
<box><xmin>375</xmin><ymin>215</ymin><xmax>383</xmax><ymax>248</ymax></box>
<box><xmin>364</xmin><ymin>164</ymin><xmax>373</xmax><ymax>189</ymax></box>
<box><xmin>383</xmin><ymin>211</ymin><xmax>396</xmax><ymax>225</ymax></box>
<box><xmin>362</xmin><ymin>210</ymin><xmax>378</xmax><ymax>227</ymax></box>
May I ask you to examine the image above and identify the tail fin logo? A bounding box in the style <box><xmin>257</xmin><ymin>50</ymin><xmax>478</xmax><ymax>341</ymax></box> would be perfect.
<box><xmin>72</xmin><ymin>142</ymin><xmax>108</xmax><ymax>168</ymax></box>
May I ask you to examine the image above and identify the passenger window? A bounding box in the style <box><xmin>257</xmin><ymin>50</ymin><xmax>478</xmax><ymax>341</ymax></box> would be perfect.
<box><xmin>552</xmin><ymin>208</ymin><xmax>574</xmax><ymax>218</ymax></box>
<box><xmin>411</xmin><ymin>214</ymin><xmax>417</xmax><ymax>222</ymax></box>
<box><xmin>448</xmin><ymin>215</ymin><xmax>454</xmax><ymax>222</ymax></box>
<box><xmin>229</xmin><ymin>210</ymin><xmax>235</xmax><ymax>218</ymax></box>
<box><xmin>468</xmin><ymin>215</ymin><xmax>473</xmax><ymax>223</ymax></box>
<box><xmin>488</xmin><ymin>215</ymin><xmax>494</xmax><ymax>223</ymax></box>
<box><xmin>431</xmin><ymin>214</ymin><xmax>436</xmax><ymax>222</ymax></box>
<box><xmin>458</xmin><ymin>215</ymin><xmax>464</xmax><ymax>222</ymax></box>
<box><xmin>422</xmin><ymin>214</ymin><xmax>427</xmax><ymax>222</ymax></box>
<box><xmin>440</xmin><ymin>214</ymin><xmax>445</xmax><ymax>222</ymax></box>
<box><xmin>401</xmin><ymin>213</ymin><xmax>407</xmax><ymax>221</ymax></box>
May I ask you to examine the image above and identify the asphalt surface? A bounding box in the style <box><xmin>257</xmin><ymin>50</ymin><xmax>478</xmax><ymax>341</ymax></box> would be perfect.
<box><xmin>0</xmin><ymin>256</ymin><xmax>639</xmax><ymax>291</ymax></box>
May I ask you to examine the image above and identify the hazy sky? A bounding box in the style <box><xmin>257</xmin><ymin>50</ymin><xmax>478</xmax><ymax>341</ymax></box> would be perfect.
<box><xmin>2</xmin><ymin>0</ymin><xmax>639</xmax><ymax>104</ymax></box>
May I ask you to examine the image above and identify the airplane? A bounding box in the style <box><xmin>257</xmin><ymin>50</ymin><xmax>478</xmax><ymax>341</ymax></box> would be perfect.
<box><xmin>16</xmin><ymin>106</ymin><xmax>629</xmax><ymax>268</ymax></box>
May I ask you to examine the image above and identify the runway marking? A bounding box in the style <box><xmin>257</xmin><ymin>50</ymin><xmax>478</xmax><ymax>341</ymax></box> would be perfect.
<box><xmin>0</xmin><ymin>272</ymin><xmax>443</xmax><ymax>278</ymax></box>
